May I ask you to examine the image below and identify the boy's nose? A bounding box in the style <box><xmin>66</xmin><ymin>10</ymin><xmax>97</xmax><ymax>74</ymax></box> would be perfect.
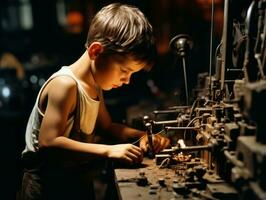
<box><xmin>121</xmin><ymin>75</ymin><xmax>131</xmax><ymax>85</ymax></box>
<box><xmin>122</xmin><ymin>79</ymin><xmax>130</xmax><ymax>85</ymax></box>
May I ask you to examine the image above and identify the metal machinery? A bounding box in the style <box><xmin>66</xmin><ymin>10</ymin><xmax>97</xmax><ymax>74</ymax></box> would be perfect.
<box><xmin>115</xmin><ymin>0</ymin><xmax>266</xmax><ymax>199</ymax></box>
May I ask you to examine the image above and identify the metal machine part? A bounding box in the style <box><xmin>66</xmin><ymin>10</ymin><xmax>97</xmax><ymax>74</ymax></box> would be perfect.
<box><xmin>116</xmin><ymin>1</ymin><xmax>266</xmax><ymax>199</ymax></box>
<box><xmin>145</xmin><ymin>122</ymin><xmax>155</xmax><ymax>159</ymax></box>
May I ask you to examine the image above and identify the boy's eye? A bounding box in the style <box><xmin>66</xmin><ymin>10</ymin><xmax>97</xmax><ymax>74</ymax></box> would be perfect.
<box><xmin>120</xmin><ymin>67</ymin><xmax>129</xmax><ymax>73</ymax></box>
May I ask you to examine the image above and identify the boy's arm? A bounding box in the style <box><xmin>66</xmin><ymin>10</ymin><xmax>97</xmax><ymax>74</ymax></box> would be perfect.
<box><xmin>96</xmin><ymin>94</ymin><xmax>170</xmax><ymax>153</ymax></box>
<box><xmin>106</xmin><ymin>123</ymin><xmax>170</xmax><ymax>153</ymax></box>
<box><xmin>96</xmin><ymin>93</ymin><xmax>143</xmax><ymax>141</ymax></box>
<box><xmin>38</xmin><ymin>77</ymin><xmax>142</xmax><ymax>164</ymax></box>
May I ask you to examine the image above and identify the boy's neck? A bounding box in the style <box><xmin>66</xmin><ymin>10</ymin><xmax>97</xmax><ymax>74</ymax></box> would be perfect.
<box><xmin>70</xmin><ymin>51</ymin><xmax>98</xmax><ymax>88</ymax></box>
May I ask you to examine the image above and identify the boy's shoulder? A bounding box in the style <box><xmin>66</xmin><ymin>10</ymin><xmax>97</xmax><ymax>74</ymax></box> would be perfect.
<box><xmin>45</xmin><ymin>75</ymin><xmax>78</xmax><ymax>99</ymax></box>
<box><xmin>50</xmin><ymin>75</ymin><xmax>77</xmax><ymax>87</ymax></box>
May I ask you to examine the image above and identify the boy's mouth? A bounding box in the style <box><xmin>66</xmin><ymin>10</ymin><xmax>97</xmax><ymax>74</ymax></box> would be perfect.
<box><xmin>112</xmin><ymin>84</ymin><xmax>119</xmax><ymax>88</ymax></box>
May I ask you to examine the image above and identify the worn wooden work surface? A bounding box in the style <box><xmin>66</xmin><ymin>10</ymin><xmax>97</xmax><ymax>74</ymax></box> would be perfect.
<box><xmin>114</xmin><ymin>158</ymin><xmax>179</xmax><ymax>200</ymax></box>
<box><xmin>114</xmin><ymin>157</ymin><xmax>237</xmax><ymax>200</ymax></box>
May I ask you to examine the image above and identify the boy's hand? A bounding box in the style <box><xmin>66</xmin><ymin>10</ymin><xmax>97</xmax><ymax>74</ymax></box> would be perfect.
<box><xmin>107</xmin><ymin>144</ymin><xmax>143</xmax><ymax>164</ymax></box>
<box><xmin>139</xmin><ymin>134</ymin><xmax>170</xmax><ymax>153</ymax></box>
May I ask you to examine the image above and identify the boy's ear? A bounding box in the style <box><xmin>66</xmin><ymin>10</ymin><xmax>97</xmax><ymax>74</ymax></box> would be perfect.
<box><xmin>87</xmin><ymin>42</ymin><xmax>103</xmax><ymax>60</ymax></box>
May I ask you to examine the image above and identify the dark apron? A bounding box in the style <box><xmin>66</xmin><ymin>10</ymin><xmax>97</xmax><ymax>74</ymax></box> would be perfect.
<box><xmin>18</xmin><ymin>150</ymin><xmax>116</xmax><ymax>200</ymax></box>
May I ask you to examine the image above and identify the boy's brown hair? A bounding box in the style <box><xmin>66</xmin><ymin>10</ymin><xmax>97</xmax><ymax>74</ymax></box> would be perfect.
<box><xmin>85</xmin><ymin>3</ymin><xmax>157</xmax><ymax>70</ymax></box>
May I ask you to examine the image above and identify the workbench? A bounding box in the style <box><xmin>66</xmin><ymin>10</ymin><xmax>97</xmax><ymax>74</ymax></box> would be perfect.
<box><xmin>114</xmin><ymin>157</ymin><xmax>238</xmax><ymax>200</ymax></box>
<box><xmin>115</xmin><ymin>157</ymin><xmax>177</xmax><ymax>199</ymax></box>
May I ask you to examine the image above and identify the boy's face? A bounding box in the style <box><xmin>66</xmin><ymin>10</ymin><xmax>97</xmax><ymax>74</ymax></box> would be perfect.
<box><xmin>93</xmin><ymin>54</ymin><xmax>145</xmax><ymax>90</ymax></box>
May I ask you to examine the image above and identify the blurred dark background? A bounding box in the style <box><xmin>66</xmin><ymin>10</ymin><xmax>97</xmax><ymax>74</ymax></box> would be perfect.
<box><xmin>0</xmin><ymin>0</ymin><xmax>223</xmax><ymax>198</ymax></box>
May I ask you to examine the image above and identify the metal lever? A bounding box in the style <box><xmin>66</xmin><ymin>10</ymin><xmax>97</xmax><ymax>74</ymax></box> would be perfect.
<box><xmin>143</xmin><ymin>115</ymin><xmax>151</xmax><ymax>125</ymax></box>
<box><xmin>145</xmin><ymin>122</ymin><xmax>155</xmax><ymax>158</ymax></box>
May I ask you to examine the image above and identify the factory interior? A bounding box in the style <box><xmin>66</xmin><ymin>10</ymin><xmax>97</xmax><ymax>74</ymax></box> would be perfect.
<box><xmin>1</xmin><ymin>0</ymin><xmax>266</xmax><ymax>199</ymax></box>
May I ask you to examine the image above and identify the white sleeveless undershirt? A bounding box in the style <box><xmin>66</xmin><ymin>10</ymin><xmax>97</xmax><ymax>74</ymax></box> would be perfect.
<box><xmin>22</xmin><ymin>66</ymin><xmax>100</xmax><ymax>154</ymax></box>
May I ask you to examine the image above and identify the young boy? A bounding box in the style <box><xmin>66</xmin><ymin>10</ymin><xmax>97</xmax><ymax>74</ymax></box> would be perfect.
<box><xmin>19</xmin><ymin>3</ymin><xmax>170</xmax><ymax>200</ymax></box>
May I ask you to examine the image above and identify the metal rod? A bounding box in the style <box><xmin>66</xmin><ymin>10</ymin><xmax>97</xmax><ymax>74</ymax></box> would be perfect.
<box><xmin>226</xmin><ymin>68</ymin><xmax>244</xmax><ymax>72</ymax></box>
<box><xmin>221</xmin><ymin>0</ymin><xmax>230</xmax><ymax>90</ymax></box>
<box><xmin>168</xmin><ymin>105</ymin><xmax>191</xmax><ymax>109</ymax></box>
<box><xmin>160</xmin><ymin>145</ymin><xmax>211</xmax><ymax>154</ymax></box>
<box><xmin>208</xmin><ymin>0</ymin><xmax>215</xmax><ymax>98</ymax></box>
<box><xmin>224</xmin><ymin>150</ymin><xmax>244</xmax><ymax>168</ymax></box>
<box><xmin>165</xmin><ymin>126</ymin><xmax>200</xmax><ymax>131</ymax></box>
<box><xmin>153</xmin><ymin>110</ymin><xmax>180</xmax><ymax>115</ymax></box>
<box><xmin>153</xmin><ymin>120</ymin><xmax>178</xmax><ymax>125</ymax></box>
<box><xmin>182</xmin><ymin>57</ymin><xmax>189</xmax><ymax>106</ymax></box>
<box><xmin>145</xmin><ymin>122</ymin><xmax>154</xmax><ymax>158</ymax></box>
<box><xmin>173</xmin><ymin>145</ymin><xmax>211</xmax><ymax>152</ymax></box>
